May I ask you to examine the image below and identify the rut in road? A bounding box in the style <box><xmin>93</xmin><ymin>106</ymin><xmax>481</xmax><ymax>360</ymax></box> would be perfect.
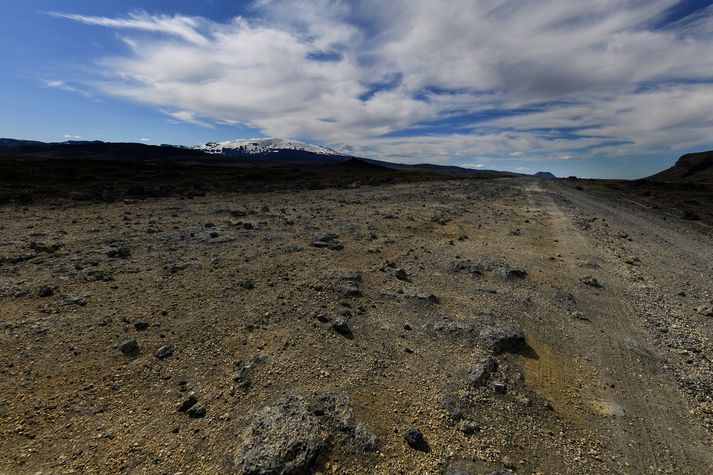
<box><xmin>519</xmin><ymin>181</ymin><xmax>713</xmax><ymax>474</ymax></box>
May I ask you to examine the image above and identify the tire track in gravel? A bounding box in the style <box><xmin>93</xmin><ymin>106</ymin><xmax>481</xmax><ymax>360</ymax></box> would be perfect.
<box><xmin>521</xmin><ymin>181</ymin><xmax>713</xmax><ymax>474</ymax></box>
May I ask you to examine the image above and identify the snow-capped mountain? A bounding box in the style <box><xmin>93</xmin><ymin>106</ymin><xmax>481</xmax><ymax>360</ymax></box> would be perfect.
<box><xmin>195</xmin><ymin>138</ymin><xmax>344</xmax><ymax>157</ymax></box>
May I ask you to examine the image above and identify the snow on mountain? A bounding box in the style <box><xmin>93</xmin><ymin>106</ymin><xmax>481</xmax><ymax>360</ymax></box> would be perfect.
<box><xmin>195</xmin><ymin>138</ymin><xmax>343</xmax><ymax>157</ymax></box>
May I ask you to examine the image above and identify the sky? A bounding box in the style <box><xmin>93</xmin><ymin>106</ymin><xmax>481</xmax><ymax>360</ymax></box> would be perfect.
<box><xmin>2</xmin><ymin>1</ymin><xmax>713</xmax><ymax>178</ymax></box>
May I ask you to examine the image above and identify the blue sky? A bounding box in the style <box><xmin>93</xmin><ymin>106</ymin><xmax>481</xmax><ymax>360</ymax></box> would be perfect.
<box><xmin>2</xmin><ymin>0</ymin><xmax>713</xmax><ymax>178</ymax></box>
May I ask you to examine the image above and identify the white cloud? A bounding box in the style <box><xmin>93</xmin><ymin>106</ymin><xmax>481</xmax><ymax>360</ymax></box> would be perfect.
<box><xmin>43</xmin><ymin>79</ymin><xmax>90</xmax><ymax>97</ymax></box>
<box><xmin>53</xmin><ymin>2</ymin><xmax>713</xmax><ymax>164</ymax></box>
<box><xmin>49</xmin><ymin>11</ymin><xmax>210</xmax><ymax>45</ymax></box>
<box><xmin>161</xmin><ymin>110</ymin><xmax>214</xmax><ymax>128</ymax></box>
<box><xmin>139</xmin><ymin>138</ymin><xmax>151</xmax><ymax>142</ymax></box>
<box><xmin>63</xmin><ymin>134</ymin><xmax>81</xmax><ymax>139</ymax></box>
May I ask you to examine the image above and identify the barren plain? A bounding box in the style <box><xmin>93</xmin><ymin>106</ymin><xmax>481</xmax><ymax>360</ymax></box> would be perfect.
<box><xmin>1</xmin><ymin>177</ymin><xmax>712</xmax><ymax>474</ymax></box>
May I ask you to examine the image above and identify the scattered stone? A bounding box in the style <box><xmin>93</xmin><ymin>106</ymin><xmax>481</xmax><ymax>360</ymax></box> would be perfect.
<box><xmin>681</xmin><ymin>210</ymin><xmax>701</xmax><ymax>221</ymax></box>
<box><xmin>29</xmin><ymin>241</ymin><xmax>60</xmax><ymax>254</ymax></box>
<box><xmin>156</xmin><ymin>345</ymin><xmax>173</xmax><ymax>359</ymax></box>
<box><xmin>501</xmin><ymin>266</ymin><xmax>527</xmax><ymax>279</ymax></box>
<box><xmin>455</xmin><ymin>258</ymin><xmax>528</xmax><ymax>281</ymax></box>
<box><xmin>107</xmin><ymin>246</ymin><xmax>131</xmax><ymax>259</ymax></box>
<box><xmin>38</xmin><ymin>285</ymin><xmax>54</xmax><ymax>297</ymax></box>
<box><xmin>332</xmin><ymin>317</ymin><xmax>352</xmax><ymax>336</ymax></box>
<box><xmin>492</xmin><ymin>381</ymin><xmax>507</xmax><ymax>394</ymax></box>
<box><xmin>406</xmin><ymin>291</ymin><xmax>439</xmax><ymax>304</ymax></box>
<box><xmin>458</xmin><ymin>420</ymin><xmax>480</xmax><ymax>435</ymax></box>
<box><xmin>134</xmin><ymin>319</ymin><xmax>149</xmax><ymax>331</ymax></box>
<box><xmin>449</xmin><ymin>259</ymin><xmax>484</xmax><ymax>275</ymax></box>
<box><xmin>624</xmin><ymin>256</ymin><xmax>640</xmax><ymax>266</ymax></box>
<box><xmin>554</xmin><ymin>288</ymin><xmax>577</xmax><ymax>309</ymax></box>
<box><xmin>339</xmin><ymin>285</ymin><xmax>362</xmax><ymax>298</ymax></box>
<box><xmin>119</xmin><ymin>338</ymin><xmax>139</xmax><ymax>357</ymax></box>
<box><xmin>233</xmin><ymin>356</ymin><xmax>264</xmax><ymax>390</ymax></box>
<box><xmin>312</xmin><ymin>233</ymin><xmax>344</xmax><ymax>250</ymax></box>
<box><xmin>516</xmin><ymin>394</ymin><xmax>532</xmax><ymax>406</ymax></box>
<box><xmin>581</xmin><ymin>276</ymin><xmax>603</xmax><ymax>288</ymax></box>
<box><xmin>441</xmin><ymin>396</ymin><xmax>464</xmax><ymax>423</ymax></box>
<box><xmin>187</xmin><ymin>404</ymin><xmax>206</xmax><ymax>419</ymax></box>
<box><xmin>63</xmin><ymin>295</ymin><xmax>87</xmax><ymax>306</ymax></box>
<box><xmin>572</xmin><ymin>311</ymin><xmax>590</xmax><ymax>321</ymax></box>
<box><xmin>1</xmin><ymin>254</ymin><xmax>35</xmax><ymax>265</ymax></box>
<box><xmin>235</xmin><ymin>396</ymin><xmax>324</xmax><ymax>475</ymax></box>
<box><xmin>394</xmin><ymin>268</ymin><xmax>409</xmax><ymax>281</ymax></box>
<box><xmin>404</xmin><ymin>427</ymin><xmax>428</xmax><ymax>451</ymax></box>
<box><xmin>467</xmin><ymin>356</ymin><xmax>497</xmax><ymax>388</ymax></box>
<box><xmin>233</xmin><ymin>366</ymin><xmax>252</xmax><ymax>389</ymax></box>
<box><xmin>84</xmin><ymin>270</ymin><xmax>114</xmax><ymax>282</ymax></box>
<box><xmin>379</xmin><ymin>260</ymin><xmax>398</xmax><ymax>272</ymax></box>
<box><xmin>178</xmin><ymin>395</ymin><xmax>198</xmax><ymax>412</ymax></box>
<box><xmin>502</xmin><ymin>456</ymin><xmax>517</xmax><ymax>470</ymax></box>
<box><xmin>379</xmin><ymin>291</ymin><xmax>398</xmax><ymax>300</ymax></box>
<box><xmin>339</xmin><ymin>271</ymin><xmax>363</xmax><ymax>283</ymax></box>
<box><xmin>695</xmin><ymin>305</ymin><xmax>713</xmax><ymax>317</ymax></box>
<box><xmin>169</xmin><ymin>262</ymin><xmax>194</xmax><ymax>274</ymax></box>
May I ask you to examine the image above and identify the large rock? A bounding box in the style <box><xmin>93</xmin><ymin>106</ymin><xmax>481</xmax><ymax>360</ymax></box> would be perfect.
<box><xmin>311</xmin><ymin>392</ymin><xmax>354</xmax><ymax>432</ymax></box>
<box><xmin>433</xmin><ymin>318</ymin><xmax>475</xmax><ymax>338</ymax></box>
<box><xmin>433</xmin><ymin>317</ymin><xmax>525</xmax><ymax>354</ymax></box>
<box><xmin>472</xmin><ymin>318</ymin><xmax>525</xmax><ymax>354</ymax></box>
<box><xmin>235</xmin><ymin>396</ymin><xmax>324</xmax><ymax>475</ymax></box>
<box><xmin>310</xmin><ymin>392</ymin><xmax>379</xmax><ymax>453</ymax></box>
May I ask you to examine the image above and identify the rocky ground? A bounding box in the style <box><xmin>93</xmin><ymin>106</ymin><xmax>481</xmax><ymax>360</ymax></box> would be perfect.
<box><xmin>1</xmin><ymin>177</ymin><xmax>712</xmax><ymax>474</ymax></box>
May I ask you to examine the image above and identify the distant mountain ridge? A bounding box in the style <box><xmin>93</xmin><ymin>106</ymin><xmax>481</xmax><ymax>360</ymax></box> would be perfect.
<box><xmin>0</xmin><ymin>138</ymin><xmax>47</xmax><ymax>147</ymax></box>
<box><xmin>647</xmin><ymin>151</ymin><xmax>713</xmax><ymax>183</ymax></box>
<box><xmin>0</xmin><ymin>136</ymin><xmax>517</xmax><ymax>177</ymax></box>
<box><xmin>0</xmin><ymin>139</ymin><xmax>208</xmax><ymax>161</ymax></box>
<box><xmin>534</xmin><ymin>171</ymin><xmax>556</xmax><ymax>179</ymax></box>
<box><xmin>195</xmin><ymin>138</ymin><xmax>344</xmax><ymax>157</ymax></box>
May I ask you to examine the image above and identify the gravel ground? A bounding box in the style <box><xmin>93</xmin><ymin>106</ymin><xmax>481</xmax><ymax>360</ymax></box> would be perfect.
<box><xmin>1</xmin><ymin>178</ymin><xmax>711</xmax><ymax>474</ymax></box>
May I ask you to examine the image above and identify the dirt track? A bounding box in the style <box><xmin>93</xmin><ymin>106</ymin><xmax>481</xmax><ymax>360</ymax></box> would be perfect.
<box><xmin>1</xmin><ymin>178</ymin><xmax>711</xmax><ymax>474</ymax></box>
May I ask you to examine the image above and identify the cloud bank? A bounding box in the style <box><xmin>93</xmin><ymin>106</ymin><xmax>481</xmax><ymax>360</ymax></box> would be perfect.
<box><xmin>53</xmin><ymin>1</ymin><xmax>713</xmax><ymax>165</ymax></box>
